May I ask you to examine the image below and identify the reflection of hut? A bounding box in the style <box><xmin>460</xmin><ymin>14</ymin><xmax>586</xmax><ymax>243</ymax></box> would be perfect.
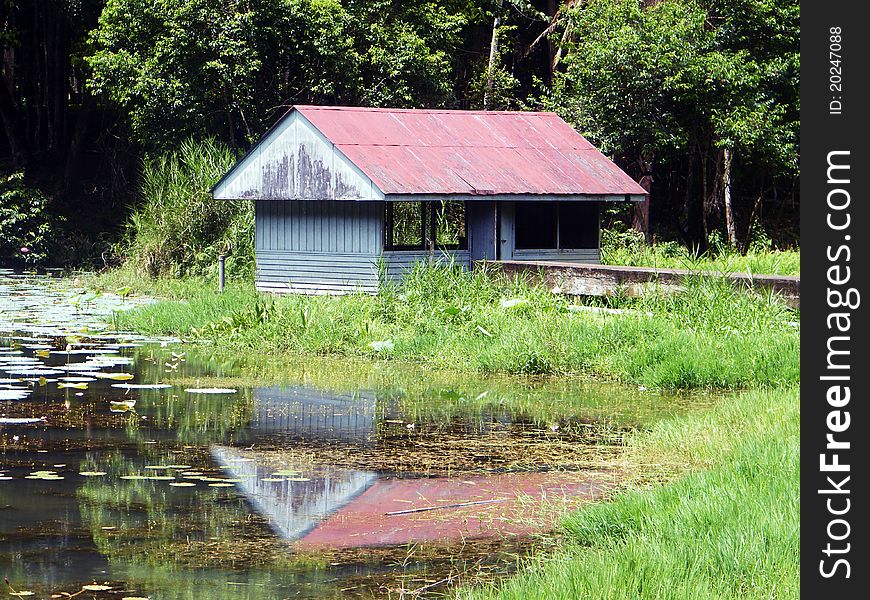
<box><xmin>251</xmin><ymin>386</ymin><xmax>377</xmax><ymax>442</ymax></box>
<box><xmin>212</xmin><ymin>106</ymin><xmax>646</xmax><ymax>294</ymax></box>
<box><xmin>210</xmin><ymin>445</ymin><xmax>378</xmax><ymax>541</ymax></box>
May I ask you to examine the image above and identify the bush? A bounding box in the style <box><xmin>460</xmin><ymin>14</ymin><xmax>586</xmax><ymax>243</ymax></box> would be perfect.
<box><xmin>0</xmin><ymin>172</ymin><xmax>60</xmax><ymax>265</ymax></box>
<box><xmin>120</xmin><ymin>138</ymin><xmax>254</xmax><ymax>278</ymax></box>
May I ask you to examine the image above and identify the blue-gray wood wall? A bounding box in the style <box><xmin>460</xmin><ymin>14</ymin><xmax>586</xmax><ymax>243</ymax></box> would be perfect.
<box><xmin>255</xmin><ymin>199</ymin><xmax>470</xmax><ymax>294</ymax></box>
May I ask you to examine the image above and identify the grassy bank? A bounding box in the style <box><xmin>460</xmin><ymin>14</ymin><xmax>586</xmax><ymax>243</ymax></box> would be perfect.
<box><xmin>600</xmin><ymin>230</ymin><xmax>800</xmax><ymax>276</ymax></box>
<box><xmin>455</xmin><ymin>385</ymin><xmax>799</xmax><ymax>599</ymax></box>
<box><xmin>94</xmin><ymin>263</ymin><xmax>798</xmax><ymax>390</ymax></box>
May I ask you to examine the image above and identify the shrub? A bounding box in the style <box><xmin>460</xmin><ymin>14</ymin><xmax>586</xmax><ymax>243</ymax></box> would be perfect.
<box><xmin>120</xmin><ymin>138</ymin><xmax>254</xmax><ymax>278</ymax></box>
<box><xmin>0</xmin><ymin>171</ymin><xmax>57</xmax><ymax>265</ymax></box>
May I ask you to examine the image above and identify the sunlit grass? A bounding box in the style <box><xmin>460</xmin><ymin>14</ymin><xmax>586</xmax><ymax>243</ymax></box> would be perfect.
<box><xmin>600</xmin><ymin>230</ymin><xmax>800</xmax><ymax>276</ymax></box>
<box><xmin>98</xmin><ymin>263</ymin><xmax>799</xmax><ymax>390</ymax></box>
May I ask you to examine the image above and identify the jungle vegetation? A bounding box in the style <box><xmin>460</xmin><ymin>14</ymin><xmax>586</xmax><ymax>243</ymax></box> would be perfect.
<box><xmin>1</xmin><ymin>0</ymin><xmax>799</xmax><ymax>268</ymax></box>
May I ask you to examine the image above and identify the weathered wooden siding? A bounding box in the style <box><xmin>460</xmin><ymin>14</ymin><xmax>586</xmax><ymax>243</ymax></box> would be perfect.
<box><xmin>255</xmin><ymin>199</ymin><xmax>383</xmax><ymax>293</ymax></box>
<box><xmin>468</xmin><ymin>201</ymin><xmax>497</xmax><ymax>261</ymax></box>
<box><xmin>255</xmin><ymin>200</ymin><xmax>382</xmax><ymax>253</ymax></box>
<box><xmin>214</xmin><ymin>110</ymin><xmax>384</xmax><ymax>201</ymax></box>
<box><xmin>256</xmin><ymin>250</ymin><xmax>382</xmax><ymax>294</ymax></box>
<box><xmin>382</xmin><ymin>250</ymin><xmax>471</xmax><ymax>281</ymax></box>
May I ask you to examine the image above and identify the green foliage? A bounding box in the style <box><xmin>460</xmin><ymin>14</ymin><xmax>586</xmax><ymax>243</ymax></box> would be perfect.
<box><xmin>549</xmin><ymin>0</ymin><xmax>798</xmax><ymax>170</ymax></box>
<box><xmin>87</xmin><ymin>0</ymin><xmax>467</xmax><ymax>149</ymax></box>
<box><xmin>539</xmin><ymin>0</ymin><xmax>799</xmax><ymax>244</ymax></box>
<box><xmin>120</xmin><ymin>138</ymin><xmax>253</xmax><ymax>278</ymax></box>
<box><xmin>111</xmin><ymin>263</ymin><xmax>798</xmax><ymax>390</ymax></box>
<box><xmin>0</xmin><ymin>172</ymin><xmax>58</xmax><ymax>264</ymax></box>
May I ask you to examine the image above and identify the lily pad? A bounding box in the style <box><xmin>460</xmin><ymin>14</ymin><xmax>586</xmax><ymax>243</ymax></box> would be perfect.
<box><xmin>3</xmin><ymin>368</ymin><xmax>63</xmax><ymax>376</ymax></box>
<box><xmin>184</xmin><ymin>387</ymin><xmax>238</xmax><ymax>394</ymax></box>
<box><xmin>111</xmin><ymin>383</ymin><xmax>172</xmax><ymax>390</ymax></box>
<box><xmin>79</xmin><ymin>471</ymin><xmax>108</xmax><ymax>476</ymax></box>
<box><xmin>0</xmin><ymin>417</ymin><xmax>45</xmax><ymax>424</ymax></box>
<box><xmin>58</xmin><ymin>381</ymin><xmax>88</xmax><ymax>389</ymax></box>
<box><xmin>94</xmin><ymin>372</ymin><xmax>135</xmax><ymax>381</ymax></box>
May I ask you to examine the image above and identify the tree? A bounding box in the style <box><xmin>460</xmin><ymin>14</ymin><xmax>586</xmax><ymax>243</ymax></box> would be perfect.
<box><xmin>540</xmin><ymin>0</ymin><xmax>798</xmax><ymax>248</ymax></box>
<box><xmin>86</xmin><ymin>0</ymin><xmax>468</xmax><ymax>150</ymax></box>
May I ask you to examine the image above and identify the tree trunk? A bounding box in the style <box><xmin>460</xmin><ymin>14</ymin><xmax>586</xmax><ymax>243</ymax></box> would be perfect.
<box><xmin>741</xmin><ymin>193</ymin><xmax>763</xmax><ymax>254</ymax></box>
<box><xmin>546</xmin><ymin>0</ymin><xmax>557</xmax><ymax>81</ymax></box>
<box><xmin>483</xmin><ymin>0</ymin><xmax>503</xmax><ymax>110</ymax></box>
<box><xmin>723</xmin><ymin>147</ymin><xmax>736</xmax><ymax>246</ymax></box>
<box><xmin>632</xmin><ymin>158</ymin><xmax>652</xmax><ymax>242</ymax></box>
<box><xmin>700</xmin><ymin>147</ymin><xmax>708</xmax><ymax>245</ymax></box>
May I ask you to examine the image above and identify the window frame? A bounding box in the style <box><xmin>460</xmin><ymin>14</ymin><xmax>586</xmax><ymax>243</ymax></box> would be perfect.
<box><xmin>514</xmin><ymin>201</ymin><xmax>599</xmax><ymax>251</ymax></box>
<box><xmin>384</xmin><ymin>201</ymin><xmax>468</xmax><ymax>251</ymax></box>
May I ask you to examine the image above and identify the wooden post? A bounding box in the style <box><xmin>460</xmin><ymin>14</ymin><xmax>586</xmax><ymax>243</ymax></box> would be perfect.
<box><xmin>218</xmin><ymin>254</ymin><xmax>226</xmax><ymax>293</ymax></box>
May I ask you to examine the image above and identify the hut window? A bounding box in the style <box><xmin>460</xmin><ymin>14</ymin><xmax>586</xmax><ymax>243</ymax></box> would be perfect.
<box><xmin>386</xmin><ymin>202</ymin><xmax>426</xmax><ymax>249</ymax></box>
<box><xmin>386</xmin><ymin>201</ymin><xmax>467</xmax><ymax>250</ymax></box>
<box><xmin>515</xmin><ymin>202</ymin><xmax>557</xmax><ymax>249</ymax></box>
<box><xmin>433</xmin><ymin>201</ymin><xmax>467</xmax><ymax>249</ymax></box>
<box><xmin>515</xmin><ymin>201</ymin><xmax>598</xmax><ymax>250</ymax></box>
<box><xmin>558</xmin><ymin>202</ymin><xmax>599</xmax><ymax>249</ymax></box>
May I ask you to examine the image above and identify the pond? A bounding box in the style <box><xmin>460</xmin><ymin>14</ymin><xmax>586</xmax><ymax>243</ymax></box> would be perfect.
<box><xmin>0</xmin><ymin>270</ymin><xmax>715</xmax><ymax>598</ymax></box>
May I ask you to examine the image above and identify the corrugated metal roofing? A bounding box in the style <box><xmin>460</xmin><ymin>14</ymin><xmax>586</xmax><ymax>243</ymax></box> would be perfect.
<box><xmin>291</xmin><ymin>105</ymin><xmax>647</xmax><ymax>198</ymax></box>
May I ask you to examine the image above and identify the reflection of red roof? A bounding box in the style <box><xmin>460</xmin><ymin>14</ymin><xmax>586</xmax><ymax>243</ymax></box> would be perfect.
<box><xmin>296</xmin><ymin>471</ymin><xmax>611</xmax><ymax>549</ymax></box>
<box><xmin>294</xmin><ymin>106</ymin><xmax>647</xmax><ymax>198</ymax></box>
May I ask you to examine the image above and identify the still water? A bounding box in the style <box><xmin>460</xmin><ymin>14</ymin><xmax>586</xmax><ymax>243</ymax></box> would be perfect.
<box><xmin>0</xmin><ymin>271</ymin><xmax>711</xmax><ymax>598</ymax></box>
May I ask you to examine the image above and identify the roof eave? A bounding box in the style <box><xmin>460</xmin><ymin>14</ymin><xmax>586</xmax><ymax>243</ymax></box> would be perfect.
<box><xmin>382</xmin><ymin>192</ymin><xmax>647</xmax><ymax>202</ymax></box>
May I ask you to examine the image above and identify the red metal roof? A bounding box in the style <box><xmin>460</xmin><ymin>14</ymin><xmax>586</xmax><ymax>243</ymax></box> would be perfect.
<box><xmin>294</xmin><ymin>106</ymin><xmax>646</xmax><ymax>198</ymax></box>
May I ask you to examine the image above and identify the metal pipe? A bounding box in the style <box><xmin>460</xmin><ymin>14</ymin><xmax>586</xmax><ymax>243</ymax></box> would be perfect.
<box><xmin>218</xmin><ymin>254</ymin><xmax>225</xmax><ymax>293</ymax></box>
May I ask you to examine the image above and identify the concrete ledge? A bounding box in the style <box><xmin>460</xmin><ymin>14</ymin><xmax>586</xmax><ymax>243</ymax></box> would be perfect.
<box><xmin>485</xmin><ymin>260</ymin><xmax>800</xmax><ymax>309</ymax></box>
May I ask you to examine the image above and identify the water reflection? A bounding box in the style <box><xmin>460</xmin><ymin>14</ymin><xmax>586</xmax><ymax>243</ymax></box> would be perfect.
<box><xmin>252</xmin><ymin>386</ymin><xmax>377</xmax><ymax>441</ymax></box>
<box><xmin>211</xmin><ymin>445</ymin><xmax>378</xmax><ymax>540</ymax></box>
<box><xmin>0</xmin><ymin>271</ymin><xmax>712</xmax><ymax>597</ymax></box>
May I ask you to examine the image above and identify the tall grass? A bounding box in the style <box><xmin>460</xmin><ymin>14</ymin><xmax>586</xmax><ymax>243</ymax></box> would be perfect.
<box><xmin>601</xmin><ymin>229</ymin><xmax>800</xmax><ymax>276</ymax></box>
<box><xmin>105</xmin><ymin>264</ymin><xmax>799</xmax><ymax>390</ymax></box>
<box><xmin>454</xmin><ymin>386</ymin><xmax>799</xmax><ymax>599</ymax></box>
<box><xmin>119</xmin><ymin>138</ymin><xmax>253</xmax><ymax>278</ymax></box>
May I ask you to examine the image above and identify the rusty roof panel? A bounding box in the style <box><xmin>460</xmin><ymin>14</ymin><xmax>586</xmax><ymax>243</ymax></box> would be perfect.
<box><xmin>289</xmin><ymin>106</ymin><xmax>646</xmax><ymax>197</ymax></box>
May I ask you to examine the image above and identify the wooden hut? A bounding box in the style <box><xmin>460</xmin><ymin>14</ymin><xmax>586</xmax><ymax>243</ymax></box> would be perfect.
<box><xmin>211</xmin><ymin>106</ymin><xmax>646</xmax><ymax>294</ymax></box>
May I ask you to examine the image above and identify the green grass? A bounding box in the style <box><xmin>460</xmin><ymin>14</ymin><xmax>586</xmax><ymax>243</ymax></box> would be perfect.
<box><xmin>454</xmin><ymin>386</ymin><xmax>799</xmax><ymax>599</ymax></box>
<box><xmin>600</xmin><ymin>230</ymin><xmax>800</xmax><ymax>276</ymax></box>
<box><xmin>117</xmin><ymin>138</ymin><xmax>254</xmax><ymax>279</ymax></box>
<box><xmin>96</xmin><ymin>263</ymin><xmax>799</xmax><ymax>390</ymax></box>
